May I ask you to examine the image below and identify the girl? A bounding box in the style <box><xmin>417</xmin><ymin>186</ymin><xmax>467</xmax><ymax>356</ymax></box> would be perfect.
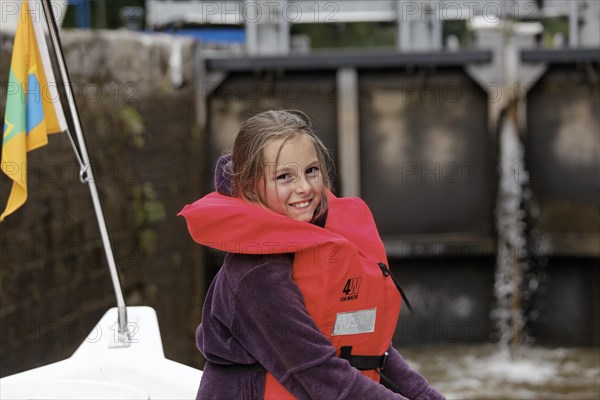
<box><xmin>180</xmin><ymin>110</ymin><xmax>445</xmax><ymax>400</ymax></box>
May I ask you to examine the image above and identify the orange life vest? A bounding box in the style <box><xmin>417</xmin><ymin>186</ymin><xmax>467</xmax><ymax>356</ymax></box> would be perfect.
<box><xmin>180</xmin><ymin>191</ymin><xmax>402</xmax><ymax>399</ymax></box>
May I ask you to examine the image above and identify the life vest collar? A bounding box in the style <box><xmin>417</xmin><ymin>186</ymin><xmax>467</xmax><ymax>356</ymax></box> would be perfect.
<box><xmin>179</xmin><ymin>191</ymin><xmax>352</xmax><ymax>255</ymax></box>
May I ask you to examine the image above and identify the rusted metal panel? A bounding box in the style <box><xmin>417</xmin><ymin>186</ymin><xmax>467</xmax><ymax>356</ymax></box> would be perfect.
<box><xmin>359</xmin><ymin>69</ymin><xmax>493</xmax><ymax>249</ymax></box>
<box><xmin>526</xmin><ymin>66</ymin><xmax>600</xmax><ymax>256</ymax></box>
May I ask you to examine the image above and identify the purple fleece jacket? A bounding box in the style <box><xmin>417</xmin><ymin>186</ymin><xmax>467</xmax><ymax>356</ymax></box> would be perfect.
<box><xmin>194</xmin><ymin>155</ymin><xmax>445</xmax><ymax>400</ymax></box>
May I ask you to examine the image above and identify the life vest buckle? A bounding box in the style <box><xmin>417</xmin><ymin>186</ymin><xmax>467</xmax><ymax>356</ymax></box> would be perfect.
<box><xmin>340</xmin><ymin>346</ymin><xmax>390</xmax><ymax>371</ymax></box>
<box><xmin>381</xmin><ymin>351</ymin><xmax>389</xmax><ymax>370</ymax></box>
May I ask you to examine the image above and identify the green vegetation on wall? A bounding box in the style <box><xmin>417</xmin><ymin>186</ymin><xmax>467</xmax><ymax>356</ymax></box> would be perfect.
<box><xmin>291</xmin><ymin>22</ymin><xmax>397</xmax><ymax>49</ymax></box>
<box><xmin>62</xmin><ymin>0</ymin><xmax>145</xmax><ymax>30</ymax></box>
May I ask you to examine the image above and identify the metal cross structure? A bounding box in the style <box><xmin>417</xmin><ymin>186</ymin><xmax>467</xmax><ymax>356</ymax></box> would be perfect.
<box><xmin>146</xmin><ymin>0</ymin><xmax>600</xmax><ymax>54</ymax></box>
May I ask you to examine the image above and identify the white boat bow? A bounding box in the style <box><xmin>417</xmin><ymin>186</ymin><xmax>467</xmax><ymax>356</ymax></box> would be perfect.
<box><xmin>0</xmin><ymin>306</ymin><xmax>202</xmax><ymax>399</ymax></box>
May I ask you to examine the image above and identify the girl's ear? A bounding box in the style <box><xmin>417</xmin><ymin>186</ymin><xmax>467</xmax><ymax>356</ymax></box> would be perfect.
<box><xmin>246</xmin><ymin>192</ymin><xmax>258</xmax><ymax>201</ymax></box>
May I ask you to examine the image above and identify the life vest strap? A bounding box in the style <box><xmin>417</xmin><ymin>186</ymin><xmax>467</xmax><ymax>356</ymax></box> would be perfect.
<box><xmin>377</xmin><ymin>262</ymin><xmax>416</xmax><ymax>317</ymax></box>
<box><xmin>376</xmin><ymin>369</ymin><xmax>409</xmax><ymax>397</ymax></box>
<box><xmin>212</xmin><ymin>347</ymin><xmax>389</xmax><ymax>373</ymax></box>
<box><xmin>339</xmin><ymin>346</ymin><xmax>388</xmax><ymax>371</ymax></box>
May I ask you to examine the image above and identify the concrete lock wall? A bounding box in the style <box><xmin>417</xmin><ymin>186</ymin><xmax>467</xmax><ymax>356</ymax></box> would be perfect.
<box><xmin>0</xmin><ymin>30</ymin><xmax>206</xmax><ymax>377</ymax></box>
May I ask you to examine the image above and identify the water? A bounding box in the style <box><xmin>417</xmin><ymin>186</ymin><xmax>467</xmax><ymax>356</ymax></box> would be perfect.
<box><xmin>493</xmin><ymin>112</ymin><xmax>530</xmax><ymax>347</ymax></box>
<box><xmin>401</xmin><ymin>344</ymin><xmax>600</xmax><ymax>400</ymax></box>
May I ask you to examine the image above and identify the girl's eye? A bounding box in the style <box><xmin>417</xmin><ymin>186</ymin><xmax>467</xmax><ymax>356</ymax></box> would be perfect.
<box><xmin>306</xmin><ymin>166</ymin><xmax>319</xmax><ymax>175</ymax></box>
<box><xmin>276</xmin><ymin>173</ymin><xmax>292</xmax><ymax>181</ymax></box>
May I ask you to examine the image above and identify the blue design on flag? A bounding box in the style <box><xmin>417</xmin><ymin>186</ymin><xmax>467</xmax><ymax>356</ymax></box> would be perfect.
<box><xmin>26</xmin><ymin>73</ymin><xmax>44</xmax><ymax>136</ymax></box>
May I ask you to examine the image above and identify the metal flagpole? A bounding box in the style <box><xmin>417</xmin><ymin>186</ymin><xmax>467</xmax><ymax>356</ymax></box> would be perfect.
<box><xmin>39</xmin><ymin>0</ymin><xmax>129</xmax><ymax>344</ymax></box>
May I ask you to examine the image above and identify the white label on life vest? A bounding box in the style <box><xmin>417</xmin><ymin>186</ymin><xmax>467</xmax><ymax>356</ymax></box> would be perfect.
<box><xmin>332</xmin><ymin>308</ymin><xmax>377</xmax><ymax>336</ymax></box>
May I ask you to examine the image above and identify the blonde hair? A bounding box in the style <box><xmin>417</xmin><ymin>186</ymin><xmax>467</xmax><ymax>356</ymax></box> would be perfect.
<box><xmin>230</xmin><ymin>110</ymin><xmax>334</xmax><ymax>220</ymax></box>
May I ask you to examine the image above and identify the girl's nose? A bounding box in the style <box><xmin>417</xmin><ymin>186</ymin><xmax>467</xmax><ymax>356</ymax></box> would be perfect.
<box><xmin>295</xmin><ymin>175</ymin><xmax>311</xmax><ymax>194</ymax></box>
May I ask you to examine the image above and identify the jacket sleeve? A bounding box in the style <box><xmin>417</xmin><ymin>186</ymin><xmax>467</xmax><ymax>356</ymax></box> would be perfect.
<box><xmin>230</xmin><ymin>260</ymin><xmax>409</xmax><ymax>400</ymax></box>
<box><xmin>380</xmin><ymin>343</ymin><xmax>446</xmax><ymax>400</ymax></box>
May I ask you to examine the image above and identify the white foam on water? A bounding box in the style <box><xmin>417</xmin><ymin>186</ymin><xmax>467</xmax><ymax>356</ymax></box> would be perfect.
<box><xmin>473</xmin><ymin>351</ymin><xmax>557</xmax><ymax>384</ymax></box>
<box><xmin>402</xmin><ymin>345</ymin><xmax>599</xmax><ymax>400</ymax></box>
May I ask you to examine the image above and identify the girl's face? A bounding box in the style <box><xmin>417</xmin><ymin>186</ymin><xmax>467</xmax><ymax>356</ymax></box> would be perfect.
<box><xmin>258</xmin><ymin>135</ymin><xmax>325</xmax><ymax>222</ymax></box>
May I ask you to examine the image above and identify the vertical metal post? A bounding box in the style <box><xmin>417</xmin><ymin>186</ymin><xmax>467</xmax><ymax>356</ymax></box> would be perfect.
<box><xmin>580</xmin><ymin>0</ymin><xmax>600</xmax><ymax>47</ymax></box>
<box><xmin>569</xmin><ymin>0</ymin><xmax>579</xmax><ymax>48</ymax></box>
<box><xmin>430</xmin><ymin>0</ymin><xmax>443</xmax><ymax>51</ymax></box>
<box><xmin>279</xmin><ymin>0</ymin><xmax>290</xmax><ymax>55</ymax></box>
<box><xmin>245</xmin><ymin>0</ymin><xmax>258</xmax><ymax>54</ymax></box>
<box><xmin>336</xmin><ymin>68</ymin><xmax>361</xmax><ymax>198</ymax></box>
<box><xmin>397</xmin><ymin>0</ymin><xmax>411</xmax><ymax>51</ymax></box>
<box><xmin>40</xmin><ymin>0</ymin><xmax>129</xmax><ymax>344</ymax></box>
<box><xmin>245</xmin><ymin>0</ymin><xmax>288</xmax><ymax>55</ymax></box>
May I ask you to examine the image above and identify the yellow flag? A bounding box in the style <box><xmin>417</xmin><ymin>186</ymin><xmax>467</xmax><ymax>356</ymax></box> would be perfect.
<box><xmin>1</xmin><ymin>0</ymin><xmax>67</xmax><ymax>221</ymax></box>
